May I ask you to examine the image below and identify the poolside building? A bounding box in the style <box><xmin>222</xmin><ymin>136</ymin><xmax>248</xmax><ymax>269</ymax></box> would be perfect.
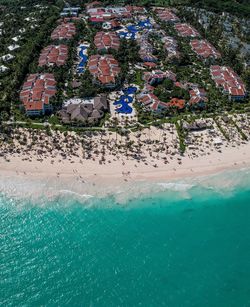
<box><xmin>59</xmin><ymin>95</ymin><xmax>108</xmax><ymax>124</ymax></box>
<box><xmin>137</xmin><ymin>33</ymin><xmax>158</xmax><ymax>63</ymax></box>
<box><xmin>88</xmin><ymin>54</ymin><xmax>121</xmax><ymax>88</ymax></box>
<box><xmin>94</xmin><ymin>31</ymin><xmax>120</xmax><ymax>52</ymax></box>
<box><xmin>137</xmin><ymin>93</ymin><xmax>185</xmax><ymax>112</ymax></box>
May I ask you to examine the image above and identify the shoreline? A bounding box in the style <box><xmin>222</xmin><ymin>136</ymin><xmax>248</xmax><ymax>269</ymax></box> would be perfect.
<box><xmin>1</xmin><ymin>141</ymin><xmax>250</xmax><ymax>202</ymax></box>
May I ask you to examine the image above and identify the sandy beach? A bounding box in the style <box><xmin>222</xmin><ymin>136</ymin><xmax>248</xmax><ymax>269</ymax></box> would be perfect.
<box><xmin>0</xmin><ymin>128</ymin><xmax>250</xmax><ymax>188</ymax></box>
<box><xmin>1</xmin><ymin>114</ymin><xmax>250</xmax><ymax>201</ymax></box>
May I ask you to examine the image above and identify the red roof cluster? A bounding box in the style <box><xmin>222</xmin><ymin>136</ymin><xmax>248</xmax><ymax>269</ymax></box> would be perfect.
<box><xmin>137</xmin><ymin>93</ymin><xmax>185</xmax><ymax>111</ymax></box>
<box><xmin>154</xmin><ymin>8</ymin><xmax>180</xmax><ymax>23</ymax></box>
<box><xmin>210</xmin><ymin>66</ymin><xmax>246</xmax><ymax>98</ymax></box>
<box><xmin>137</xmin><ymin>70</ymin><xmax>185</xmax><ymax>112</ymax></box>
<box><xmin>175</xmin><ymin>23</ymin><xmax>200</xmax><ymax>38</ymax></box>
<box><xmin>189</xmin><ymin>88</ymin><xmax>208</xmax><ymax>105</ymax></box>
<box><xmin>139</xmin><ymin>93</ymin><xmax>168</xmax><ymax>111</ymax></box>
<box><xmin>167</xmin><ymin>98</ymin><xmax>186</xmax><ymax>109</ymax></box>
<box><xmin>143</xmin><ymin>70</ymin><xmax>176</xmax><ymax>85</ymax></box>
<box><xmin>38</xmin><ymin>45</ymin><xmax>68</xmax><ymax>67</ymax></box>
<box><xmin>51</xmin><ymin>22</ymin><xmax>76</xmax><ymax>40</ymax></box>
<box><xmin>190</xmin><ymin>40</ymin><xmax>221</xmax><ymax>59</ymax></box>
<box><xmin>20</xmin><ymin>74</ymin><xmax>57</xmax><ymax>112</ymax></box>
<box><xmin>125</xmin><ymin>6</ymin><xmax>146</xmax><ymax>13</ymax></box>
<box><xmin>94</xmin><ymin>31</ymin><xmax>120</xmax><ymax>51</ymax></box>
<box><xmin>87</xmin><ymin>7</ymin><xmax>131</xmax><ymax>22</ymax></box>
<box><xmin>88</xmin><ymin>54</ymin><xmax>121</xmax><ymax>86</ymax></box>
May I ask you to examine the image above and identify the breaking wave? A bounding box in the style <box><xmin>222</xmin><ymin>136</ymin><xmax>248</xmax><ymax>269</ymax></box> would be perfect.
<box><xmin>0</xmin><ymin>167</ymin><xmax>250</xmax><ymax>209</ymax></box>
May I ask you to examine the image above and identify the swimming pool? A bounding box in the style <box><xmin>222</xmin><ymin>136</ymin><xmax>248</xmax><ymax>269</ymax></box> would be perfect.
<box><xmin>117</xmin><ymin>19</ymin><xmax>152</xmax><ymax>40</ymax></box>
<box><xmin>113</xmin><ymin>87</ymin><xmax>137</xmax><ymax>114</ymax></box>
<box><xmin>77</xmin><ymin>44</ymin><xmax>89</xmax><ymax>74</ymax></box>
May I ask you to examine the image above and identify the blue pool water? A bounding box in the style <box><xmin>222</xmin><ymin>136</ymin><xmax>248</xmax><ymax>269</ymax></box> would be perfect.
<box><xmin>118</xmin><ymin>19</ymin><xmax>152</xmax><ymax>40</ymax></box>
<box><xmin>113</xmin><ymin>87</ymin><xmax>137</xmax><ymax>114</ymax></box>
<box><xmin>77</xmin><ymin>45</ymin><xmax>88</xmax><ymax>74</ymax></box>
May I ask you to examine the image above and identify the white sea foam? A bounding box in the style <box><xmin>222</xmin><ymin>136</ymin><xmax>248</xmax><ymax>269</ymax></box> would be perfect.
<box><xmin>0</xmin><ymin>167</ymin><xmax>250</xmax><ymax>208</ymax></box>
<box><xmin>157</xmin><ymin>182</ymin><xmax>195</xmax><ymax>191</ymax></box>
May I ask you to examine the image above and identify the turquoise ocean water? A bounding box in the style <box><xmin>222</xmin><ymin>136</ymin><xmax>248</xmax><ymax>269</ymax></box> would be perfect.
<box><xmin>1</xmin><ymin>170</ymin><xmax>250</xmax><ymax>307</ymax></box>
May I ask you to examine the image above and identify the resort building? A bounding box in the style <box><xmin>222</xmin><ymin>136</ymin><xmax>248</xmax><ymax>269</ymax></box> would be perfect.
<box><xmin>137</xmin><ymin>33</ymin><xmax>158</xmax><ymax>63</ymax></box>
<box><xmin>137</xmin><ymin>93</ymin><xmax>185</xmax><ymax>112</ymax></box>
<box><xmin>88</xmin><ymin>54</ymin><xmax>121</xmax><ymax>88</ymax></box>
<box><xmin>51</xmin><ymin>22</ymin><xmax>76</xmax><ymax>40</ymax></box>
<box><xmin>125</xmin><ymin>6</ymin><xmax>147</xmax><ymax>14</ymax></box>
<box><xmin>20</xmin><ymin>73</ymin><xmax>56</xmax><ymax>116</ymax></box>
<box><xmin>38</xmin><ymin>45</ymin><xmax>68</xmax><ymax>67</ymax></box>
<box><xmin>154</xmin><ymin>8</ymin><xmax>180</xmax><ymax>23</ymax></box>
<box><xmin>139</xmin><ymin>93</ymin><xmax>169</xmax><ymax>112</ymax></box>
<box><xmin>188</xmin><ymin>87</ymin><xmax>208</xmax><ymax>108</ymax></box>
<box><xmin>174</xmin><ymin>23</ymin><xmax>200</xmax><ymax>38</ymax></box>
<box><xmin>190</xmin><ymin>39</ymin><xmax>221</xmax><ymax>60</ymax></box>
<box><xmin>210</xmin><ymin>65</ymin><xmax>247</xmax><ymax>100</ymax></box>
<box><xmin>166</xmin><ymin>98</ymin><xmax>186</xmax><ymax>110</ymax></box>
<box><xmin>58</xmin><ymin>95</ymin><xmax>108</xmax><ymax>124</ymax></box>
<box><xmin>94</xmin><ymin>31</ymin><xmax>120</xmax><ymax>52</ymax></box>
<box><xmin>143</xmin><ymin>70</ymin><xmax>177</xmax><ymax>86</ymax></box>
<box><xmin>0</xmin><ymin>54</ymin><xmax>15</xmax><ymax>62</ymax></box>
<box><xmin>0</xmin><ymin>65</ymin><xmax>8</xmax><ymax>73</ymax></box>
<box><xmin>162</xmin><ymin>36</ymin><xmax>180</xmax><ymax>60</ymax></box>
<box><xmin>60</xmin><ymin>6</ymin><xmax>81</xmax><ymax>17</ymax></box>
<box><xmin>7</xmin><ymin>44</ymin><xmax>20</xmax><ymax>51</ymax></box>
<box><xmin>87</xmin><ymin>6</ymin><xmax>131</xmax><ymax>22</ymax></box>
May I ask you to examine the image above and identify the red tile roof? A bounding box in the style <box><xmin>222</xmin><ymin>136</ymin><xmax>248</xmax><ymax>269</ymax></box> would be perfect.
<box><xmin>38</xmin><ymin>45</ymin><xmax>68</xmax><ymax>67</ymax></box>
<box><xmin>51</xmin><ymin>22</ymin><xmax>76</xmax><ymax>40</ymax></box>
<box><xmin>190</xmin><ymin>39</ymin><xmax>221</xmax><ymax>59</ymax></box>
<box><xmin>125</xmin><ymin>5</ymin><xmax>146</xmax><ymax>14</ymax></box>
<box><xmin>94</xmin><ymin>31</ymin><xmax>120</xmax><ymax>51</ymax></box>
<box><xmin>88</xmin><ymin>54</ymin><xmax>120</xmax><ymax>86</ymax></box>
<box><xmin>189</xmin><ymin>87</ymin><xmax>208</xmax><ymax>106</ymax></box>
<box><xmin>154</xmin><ymin>8</ymin><xmax>180</xmax><ymax>23</ymax></box>
<box><xmin>210</xmin><ymin>65</ymin><xmax>246</xmax><ymax>98</ymax></box>
<box><xmin>175</xmin><ymin>23</ymin><xmax>200</xmax><ymax>37</ymax></box>
<box><xmin>20</xmin><ymin>74</ymin><xmax>57</xmax><ymax>112</ymax></box>
<box><xmin>87</xmin><ymin>6</ymin><xmax>131</xmax><ymax>20</ymax></box>
<box><xmin>167</xmin><ymin>98</ymin><xmax>186</xmax><ymax>109</ymax></box>
<box><xmin>143</xmin><ymin>70</ymin><xmax>176</xmax><ymax>85</ymax></box>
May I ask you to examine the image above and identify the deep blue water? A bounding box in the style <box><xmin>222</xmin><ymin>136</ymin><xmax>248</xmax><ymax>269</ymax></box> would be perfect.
<box><xmin>1</xmin><ymin>179</ymin><xmax>250</xmax><ymax>306</ymax></box>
